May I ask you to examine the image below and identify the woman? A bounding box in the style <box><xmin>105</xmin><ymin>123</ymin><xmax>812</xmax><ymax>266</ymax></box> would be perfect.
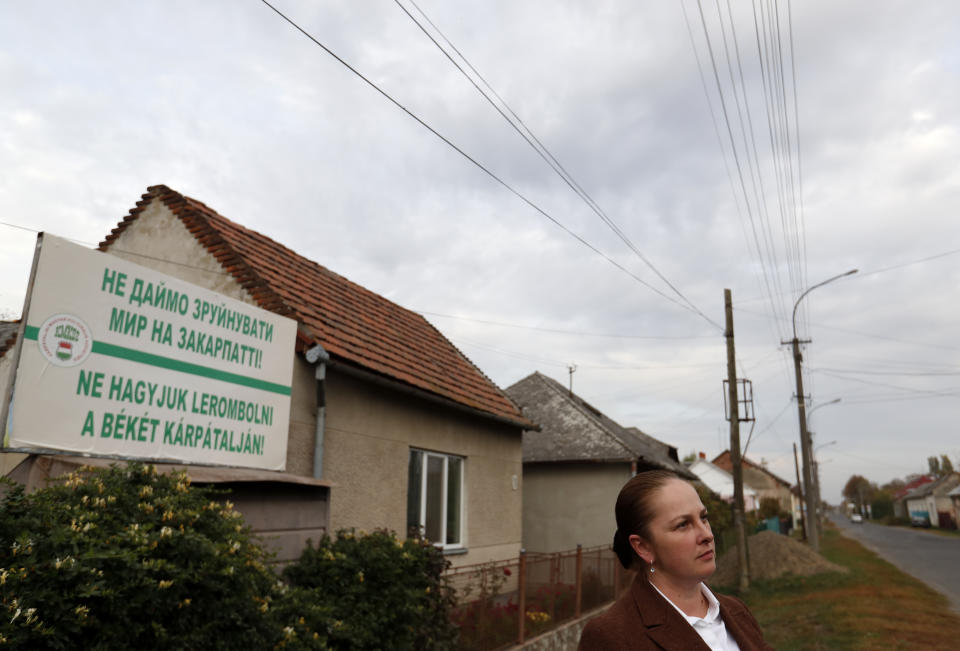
<box><xmin>578</xmin><ymin>470</ymin><xmax>772</xmax><ymax>650</ymax></box>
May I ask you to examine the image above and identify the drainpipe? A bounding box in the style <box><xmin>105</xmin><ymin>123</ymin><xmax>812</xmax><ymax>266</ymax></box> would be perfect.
<box><xmin>305</xmin><ymin>343</ymin><xmax>330</xmax><ymax>480</ymax></box>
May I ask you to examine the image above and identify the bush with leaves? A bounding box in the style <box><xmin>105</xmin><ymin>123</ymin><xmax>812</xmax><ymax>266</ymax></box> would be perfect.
<box><xmin>282</xmin><ymin>529</ymin><xmax>457</xmax><ymax>651</ymax></box>
<box><xmin>0</xmin><ymin>463</ymin><xmax>329</xmax><ymax>650</ymax></box>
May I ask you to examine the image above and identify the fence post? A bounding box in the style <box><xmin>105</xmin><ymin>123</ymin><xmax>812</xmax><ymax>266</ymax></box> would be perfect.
<box><xmin>518</xmin><ymin>549</ymin><xmax>527</xmax><ymax>644</ymax></box>
<box><xmin>575</xmin><ymin>544</ymin><xmax>583</xmax><ymax>617</ymax></box>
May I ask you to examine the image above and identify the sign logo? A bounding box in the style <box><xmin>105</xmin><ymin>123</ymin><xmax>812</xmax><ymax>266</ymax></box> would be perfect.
<box><xmin>37</xmin><ymin>313</ymin><xmax>93</xmax><ymax>367</ymax></box>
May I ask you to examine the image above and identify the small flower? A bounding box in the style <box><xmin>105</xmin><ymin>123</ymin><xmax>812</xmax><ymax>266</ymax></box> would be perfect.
<box><xmin>74</xmin><ymin>605</ymin><xmax>90</xmax><ymax>620</ymax></box>
<box><xmin>158</xmin><ymin>579</ymin><xmax>173</xmax><ymax>589</ymax></box>
<box><xmin>503</xmin><ymin>567</ymin><xmax>512</xmax><ymax>576</ymax></box>
<box><xmin>160</xmin><ymin>526</ymin><xmax>173</xmax><ymax>537</ymax></box>
<box><xmin>357</xmin><ymin>571</ymin><xmax>364</xmax><ymax>583</ymax></box>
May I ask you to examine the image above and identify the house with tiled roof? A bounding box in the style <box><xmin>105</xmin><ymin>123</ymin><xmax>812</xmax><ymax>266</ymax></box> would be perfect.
<box><xmin>892</xmin><ymin>474</ymin><xmax>934</xmax><ymax>519</ymax></box>
<box><xmin>686</xmin><ymin>453</ymin><xmax>758</xmax><ymax>512</ymax></box>
<box><xmin>904</xmin><ymin>472</ymin><xmax>960</xmax><ymax>528</ymax></box>
<box><xmin>2</xmin><ymin>185</ymin><xmax>532</xmax><ymax>565</ymax></box>
<box><xmin>505</xmin><ymin>371</ymin><xmax>693</xmax><ymax>553</ymax></box>
<box><xmin>712</xmin><ymin>450</ymin><xmax>799</xmax><ymax>525</ymax></box>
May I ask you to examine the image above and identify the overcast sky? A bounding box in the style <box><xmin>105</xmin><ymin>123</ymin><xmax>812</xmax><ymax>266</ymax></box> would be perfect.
<box><xmin>2</xmin><ymin>0</ymin><xmax>958</xmax><ymax>504</ymax></box>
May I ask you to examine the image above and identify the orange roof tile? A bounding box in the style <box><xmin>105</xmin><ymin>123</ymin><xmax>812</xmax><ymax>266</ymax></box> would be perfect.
<box><xmin>99</xmin><ymin>185</ymin><xmax>530</xmax><ymax>428</ymax></box>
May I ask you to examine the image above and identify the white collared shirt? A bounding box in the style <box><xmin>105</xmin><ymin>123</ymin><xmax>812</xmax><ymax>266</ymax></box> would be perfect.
<box><xmin>650</xmin><ymin>582</ymin><xmax>741</xmax><ymax>651</ymax></box>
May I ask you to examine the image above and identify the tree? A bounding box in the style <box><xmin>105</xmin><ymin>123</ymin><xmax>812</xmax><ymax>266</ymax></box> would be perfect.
<box><xmin>0</xmin><ymin>463</ymin><xmax>322</xmax><ymax>649</ymax></box>
<box><xmin>941</xmin><ymin>455</ymin><xmax>954</xmax><ymax>475</ymax></box>
<box><xmin>928</xmin><ymin>456</ymin><xmax>942</xmax><ymax>476</ymax></box>
<box><xmin>842</xmin><ymin>475</ymin><xmax>874</xmax><ymax>513</ymax></box>
<box><xmin>881</xmin><ymin>478</ymin><xmax>905</xmax><ymax>494</ymax></box>
<box><xmin>758</xmin><ymin>497</ymin><xmax>782</xmax><ymax>520</ymax></box>
<box><xmin>682</xmin><ymin>451</ymin><xmax>697</xmax><ymax>464</ymax></box>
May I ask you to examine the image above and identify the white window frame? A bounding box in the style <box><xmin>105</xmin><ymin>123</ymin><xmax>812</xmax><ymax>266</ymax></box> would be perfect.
<box><xmin>408</xmin><ymin>449</ymin><xmax>464</xmax><ymax>550</ymax></box>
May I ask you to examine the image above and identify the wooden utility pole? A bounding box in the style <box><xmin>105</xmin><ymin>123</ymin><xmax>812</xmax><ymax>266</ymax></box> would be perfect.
<box><xmin>724</xmin><ymin>289</ymin><xmax>749</xmax><ymax>592</ymax></box>
<box><xmin>790</xmin><ymin>335</ymin><xmax>819</xmax><ymax>552</ymax></box>
<box><xmin>794</xmin><ymin>443</ymin><xmax>807</xmax><ymax>541</ymax></box>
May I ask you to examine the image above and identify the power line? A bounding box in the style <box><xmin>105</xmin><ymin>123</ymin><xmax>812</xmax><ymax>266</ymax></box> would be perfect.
<box><xmin>736</xmin><ymin>305</ymin><xmax>960</xmax><ymax>352</ymax></box>
<box><xmin>814</xmin><ymin>369</ymin><xmax>960</xmax><ymax>399</ymax></box>
<box><xmin>414</xmin><ymin>310</ymin><xmax>716</xmax><ymax>339</ymax></box>
<box><xmin>394</xmin><ymin>0</ymin><xmax>721</xmax><ymax>331</ymax></box>
<box><xmin>0</xmin><ymin>221</ymin><xmax>233</xmax><ymax>277</ymax></box>
<box><xmin>257</xmin><ymin>0</ymin><xmax>721</xmax><ymax>329</ymax></box>
<box><xmin>813</xmin><ymin>367</ymin><xmax>960</xmax><ymax>378</ymax></box>
<box><xmin>451</xmin><ymin>336</ymin><xmax>720</xmax><ymax>371</ymax></box>
<box><xmin>692</xmin><ymin>0</ymin><xmax>786</xmax><ymax>338</ymax></box>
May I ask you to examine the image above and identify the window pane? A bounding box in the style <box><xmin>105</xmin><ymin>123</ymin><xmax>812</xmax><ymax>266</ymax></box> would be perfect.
<box><xmin>425</xmin><ymin>455</ymin><xmax>444</xmax><ymax>543</ymax></box>
<box><xmin>446</xmin><ymin>456</ymin><xmax>462</xmax><ymax>545</ymax></box>
<box><xmin>406</xmin><ymin>450</ymin><xmax>422</xmax><ymax>538</ymax></box>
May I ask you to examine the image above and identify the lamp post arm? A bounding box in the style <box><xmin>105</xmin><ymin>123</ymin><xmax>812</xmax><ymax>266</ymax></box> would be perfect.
<box><xmin>792</xmin><ymin>269</ymin><xmax>859</xmax><ymax>340</ymax></box>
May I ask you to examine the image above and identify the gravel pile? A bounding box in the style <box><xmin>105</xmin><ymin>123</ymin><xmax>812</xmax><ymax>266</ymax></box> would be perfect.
<box><xmin>708</xmin><ymin>530</ymin><xmax>848</xmax><ymax>587</ymax></box>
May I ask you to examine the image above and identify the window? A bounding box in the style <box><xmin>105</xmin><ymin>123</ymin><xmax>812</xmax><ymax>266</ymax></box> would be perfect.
<box><xmin>407</xmin><ymin>449</ymin><xmax>463</xmax><ymax>548</ymax></box>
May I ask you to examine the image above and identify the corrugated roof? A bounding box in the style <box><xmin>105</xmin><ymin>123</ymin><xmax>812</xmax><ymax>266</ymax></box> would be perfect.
<box><xmin>99</xmin><ymin>185</ymin><xmax>531</xmax><ymax>429</ymax></box>
<box><xmin>505</xmin><ymin>372</ymin><xmax>693</xmax><ymax>477</ymax></box>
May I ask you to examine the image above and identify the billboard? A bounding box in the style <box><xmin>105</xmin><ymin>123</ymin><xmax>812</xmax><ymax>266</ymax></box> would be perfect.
<box><xmin>2</xmin><ymin>234</ymin><xmax>297</xmax><ymax>471</ymax></box>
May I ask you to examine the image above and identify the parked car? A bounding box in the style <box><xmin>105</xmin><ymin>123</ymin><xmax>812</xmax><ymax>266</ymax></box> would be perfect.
<box><xmin>850</xmin><ymin>513</ymin><xmax>863</xmax><ymax>524</ymax></box>
<box><xmin>910</xmin><ymin>514</ymin><xmax>932</xmax><ymax>528</ymax></box>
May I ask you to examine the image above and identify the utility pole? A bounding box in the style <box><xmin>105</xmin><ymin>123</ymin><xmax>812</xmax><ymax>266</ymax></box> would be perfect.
<box><xmin>789</xmin><ymin>335</ymin><xmax>818</xmax><ymax>551</ymax></box>
<box><xmin>787</xmin><ymin>269</ymin><xmax>856</xmax><ymax>553</ymax></box>
<box><xmin>724</xmin><ymin>289</ymin><xmax>749</xmax><ymax>592</ymax></box>
<box><xmin>793</xmin><ymin>443</ymin><xmax>806</xmax><ymax>541</ymax></box>
<box><xmin>567</xmin><ymin>364</ymin><xmax>577</xmax><ymax>396</ymax></box>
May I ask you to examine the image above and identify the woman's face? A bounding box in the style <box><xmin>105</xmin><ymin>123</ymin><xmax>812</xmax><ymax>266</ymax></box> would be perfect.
<box><xmin>630</xmin><ymin>479</ymin><xmax>715</xmax><ymax>586</ymax></box>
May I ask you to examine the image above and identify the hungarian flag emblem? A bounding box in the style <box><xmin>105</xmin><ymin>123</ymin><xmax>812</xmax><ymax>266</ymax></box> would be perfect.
<box><xmin>56</xmin><ymin>340</ymin><xmax>72</xmax><ymax>361</ymax></box>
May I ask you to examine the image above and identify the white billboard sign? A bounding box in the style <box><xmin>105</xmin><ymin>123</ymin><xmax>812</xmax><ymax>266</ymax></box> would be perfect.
<box><xmin>3</xmin><ymin>234</ymin><xmax>297</xmax><ymax>471</ymax></box>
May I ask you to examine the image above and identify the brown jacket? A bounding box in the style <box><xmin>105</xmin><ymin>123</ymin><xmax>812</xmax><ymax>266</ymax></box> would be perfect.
<box><xmin>578</xmin><ymin>577</ymin><xmax>773</xmax><ymax>650</ymax></box>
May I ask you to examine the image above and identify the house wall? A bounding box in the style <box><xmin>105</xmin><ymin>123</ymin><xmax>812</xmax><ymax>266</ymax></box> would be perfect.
<box><xmin>323</xmin><ymin>369</ymin><xmax>523</xmax><ymax>567</ymax></box>
<box><xmin>0</xmin><ymin>349</ymin><xmax>28</xmax><ymax>475</ymax></box>
<box><xmin>522</xmin><ymin>462</ymin><xmax>632</xmax><ymax>554</ymax></box>
<box><xmin>906</xmin><ymin>497</ymin><xmax>930</xmax><ymax>524</ymax></box>
<box><xmin>106</xmin><ymin>201</ymin><xmax>318</xmax><ymax>476</ymax></box>
<box><xmin>108</xmin><ymin>200</ymin><xmax>523</xmax><ymax>567</ymax></box>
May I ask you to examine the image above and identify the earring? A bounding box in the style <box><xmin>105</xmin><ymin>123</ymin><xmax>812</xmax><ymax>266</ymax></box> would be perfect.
<box><xmin>649</xmin><ymin>565</ymin><xmax>655</xmax><ymax>574</ymax></box>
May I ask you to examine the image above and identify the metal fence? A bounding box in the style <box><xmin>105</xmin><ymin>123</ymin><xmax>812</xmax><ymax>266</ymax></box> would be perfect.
<box><xmin>446</xmin><ymin>545</ymin><xmax>634</xmax><ymax>650</ymax></box>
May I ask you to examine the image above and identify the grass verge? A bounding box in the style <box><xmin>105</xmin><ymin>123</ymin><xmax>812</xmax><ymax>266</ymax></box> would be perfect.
<box><xmin>724</xmin><ymin>524</ymin><xmax>960</xmax><ymax>650</ymax></box>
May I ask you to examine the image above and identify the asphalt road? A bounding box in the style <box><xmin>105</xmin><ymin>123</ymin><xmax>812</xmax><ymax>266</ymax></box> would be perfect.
<box><xmin>828</xmin><ymin>512</ymin><xmax>960</xmax><ymax>612</ymax></box>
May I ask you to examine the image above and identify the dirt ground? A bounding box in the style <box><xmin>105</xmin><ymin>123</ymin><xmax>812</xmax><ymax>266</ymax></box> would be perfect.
<box><xmin>709</xmin><ymin>530</ymin><xmax>848</xmax><ymax>587</ymax></box>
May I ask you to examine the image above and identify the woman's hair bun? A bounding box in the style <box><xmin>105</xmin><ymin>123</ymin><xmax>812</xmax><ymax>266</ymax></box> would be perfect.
<box><xmin>612</xmin><ymin>528</ymin><xmax>634</xmax><ymax>569</ymax></box>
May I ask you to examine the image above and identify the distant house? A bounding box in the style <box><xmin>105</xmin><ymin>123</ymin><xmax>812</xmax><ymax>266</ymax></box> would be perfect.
<box><xmin>892</xmin><ymin>475</ymin><xmax>935</xmax><ymax>519</ymax></box>
<box><xmin>1</xmin><ymin>185</ymin><xmax>533</xmax><ymax>565</ymax></box>
<box><xmin>686</xmin><ymin>453</ymin><xmax>758</xmax><ymax>511</ymax></box>
<box><xmin>903</xmin><ymin>473</ymin><xmax>960</xmax><ymax>528</ymax></box>
<box><xmin>712</xmin><ymin>450</ymin><xmax>798</xmax><ymax>524</ymax></box>
<box><xmin>505</xmin><ymin>371</ymin><xmax>692</xmax><ymax>553</ymax></box>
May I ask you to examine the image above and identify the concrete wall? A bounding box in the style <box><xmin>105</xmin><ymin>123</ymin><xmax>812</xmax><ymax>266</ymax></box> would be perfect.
<box><xmin>523</xmin><ymin>462</ymin><xmax>631</xmax><ymax>553</ymax></box>
<box><xmin>513</xmin><ymin>603</ymin><xmax>611</xmax><ymax>651</ymax></box>
<box><xmin>223</xmin><ymin>481</ymin><xmax>329</xmax><ymax>563</ymax></box>
<box><xmin>323</xmin><ymin>369</ymin><xmax>523</xmax><ymax>567</ymax></box>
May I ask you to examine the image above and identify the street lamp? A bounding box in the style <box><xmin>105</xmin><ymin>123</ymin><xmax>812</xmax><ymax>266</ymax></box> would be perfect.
<box><xmin>789</xmin><ymin>269</ymin><xmax>857</xmax><ymax>553</ymax></box>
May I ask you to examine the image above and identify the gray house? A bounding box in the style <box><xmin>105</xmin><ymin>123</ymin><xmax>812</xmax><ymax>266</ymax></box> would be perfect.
<box><xmin>506</xmin><ymin>371</ymin><xmax>692</xmax><ymax>553</ymax></box>
<box><xmin>904</xmin><ymin>472</ymin><xmax>960</xmax><ymax>528</ymax></box>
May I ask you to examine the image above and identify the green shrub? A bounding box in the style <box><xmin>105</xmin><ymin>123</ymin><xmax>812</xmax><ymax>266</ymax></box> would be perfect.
<box><xmin>0</xmin><ymin>463</ymin><xmax>327</xmax><ymax>650</ymax></box>
<box><xmin>282</xmin><ymin>529</ymin><xmax>457</xmax><ymax>651</ymax></box>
